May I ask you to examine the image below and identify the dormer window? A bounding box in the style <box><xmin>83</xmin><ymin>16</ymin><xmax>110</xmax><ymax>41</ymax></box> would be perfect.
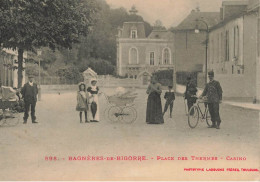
<box><xmin>131</xmin><ymin>30</ymin><xmax>137</xmax><ymax>39</ymax></box>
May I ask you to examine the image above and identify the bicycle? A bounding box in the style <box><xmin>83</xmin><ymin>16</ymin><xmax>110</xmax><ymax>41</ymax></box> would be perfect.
<box><xmin>187</xmin><ymin>96</ymin><xmax>212</xmax><ymax>128</ymax></box>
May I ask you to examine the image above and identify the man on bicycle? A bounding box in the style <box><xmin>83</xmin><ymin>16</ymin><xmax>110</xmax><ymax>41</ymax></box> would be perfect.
<box><xmin>200</xmin><ymin>71</ymin><xmax>223</xmax><ymax>129</ymax></box>
<box><xmin>184</xmin><ymin>76</ymin><xmax>197</xmax><ymax>114</ymax></box>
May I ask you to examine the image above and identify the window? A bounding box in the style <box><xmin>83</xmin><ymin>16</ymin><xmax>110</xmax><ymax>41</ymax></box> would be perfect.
<box><xmin>225</xmin><ymin>30</ymin><xmax>229</xmax><ymax>61</ymax></box>
<box><xmin>211</xmin><ymin>39</ymin><xmax>214</xmax><ymax>63</ymax></box>
<box><xmin>220</xmin><ymin>32</ymin><xmax>223</xmax><ymax>62</ymax></box>
<box><xmin>163</xmin><ymin>48</ymin><xmax>170</xmax><ymax>64</ymax></box>
<box><xmin>129</xmin><ymin>48</ymin><xmax>138</xmax><ymax>64</ymax></box>
<box><xmin>150</xmin><ymin>52</ymin><xmax>155</xmax><ymax>65</ymax></box>
<box><xmin>234</xmin><ymin>26</ymin><xmax>239</xmax><ymax>58</ymax></box>
<box><xmin>131</xmin><ymin>30</ymin><xmax>137</xmax><ymax>39</ymax></box>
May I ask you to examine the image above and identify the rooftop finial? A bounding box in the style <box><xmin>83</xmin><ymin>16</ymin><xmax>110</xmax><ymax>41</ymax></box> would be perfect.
<box><xmin>196</xmin><ymin>3</ymin><xmax>200</xmax><ymax>12</ymax></box>
<box><xmin>129</xmin><ymin>5</ymin><xmax>138</xmax><ymax>15</ymax></box>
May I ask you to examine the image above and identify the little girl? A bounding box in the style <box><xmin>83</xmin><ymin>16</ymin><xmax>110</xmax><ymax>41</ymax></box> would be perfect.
<box><xmin>76</xmin><ymin>82</ymin><xmax>88</xmax><ymax>123</ymax></box>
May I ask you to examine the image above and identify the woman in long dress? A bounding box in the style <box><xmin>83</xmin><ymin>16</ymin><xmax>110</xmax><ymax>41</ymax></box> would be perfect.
<box><xmin>87</xmin><ymin>79</ymin><xmax>100</xmax><ymax>122</ymax></box>
<box><xmin>146</xmin><ymin>76</ymin><xmax>164</xmax><ymax>124</ymax></box>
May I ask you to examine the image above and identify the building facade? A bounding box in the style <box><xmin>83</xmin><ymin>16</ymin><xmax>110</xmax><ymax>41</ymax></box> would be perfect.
<box><xmin>0</xmin><ymin>48</ymin><xmax>26</xmax><ymax>88</ymax></box>
<box><xmin>208</xmin><ymin>0</ymin><xmax>259</xmax><ymax>101</ymax></box>
<box><xmin>116</xmin><ymin>21</ymin><xmax>175</xmax><ymax>85</ymax></box>
<box><xmin>172</xmin><ymin>10</ymin><xmax>220</xmax><ymax>74</ymax></box>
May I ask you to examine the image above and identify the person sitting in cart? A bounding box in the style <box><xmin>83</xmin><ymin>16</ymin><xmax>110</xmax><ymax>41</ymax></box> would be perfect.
<box><xmin>163</xmin><ymin>85</ymin><xmax>175</xmax><ymax>118</ymax></box>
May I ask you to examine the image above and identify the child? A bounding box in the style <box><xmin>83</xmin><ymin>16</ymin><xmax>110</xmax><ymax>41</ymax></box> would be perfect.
<box><xmin>163</xmin><ymin>85</ymin><xmax>175</xmax><ymax>118</ymax></box>
<box><xmin>76</xmin><ymin>82</ymin><xmax>88</xmax><ymax>123</ymax></box>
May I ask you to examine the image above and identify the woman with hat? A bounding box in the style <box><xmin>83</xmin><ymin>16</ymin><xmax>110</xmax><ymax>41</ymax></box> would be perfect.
<box><xmin>87</xmin><ymin>78</ymin><xmax>100</xmax><ymax>122</ymax></box>
<box><xmin>146</xmin><ymin>75</ymin><xmax>164</xmax><ymax>124</ymax></box>
<box><xmin>76</xmin><ymin>82</ymin><xmax>88</xmax><ymax>123</ymax></box>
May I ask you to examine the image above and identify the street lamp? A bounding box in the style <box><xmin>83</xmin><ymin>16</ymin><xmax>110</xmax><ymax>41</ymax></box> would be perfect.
<box><xmin>37</xmin><ymin>49</ymin><xmax>42</xmax><ymax>101</ymax></box>
<box><xmin>195</xmin><ymin>18</ymin><xmax>209</xmax><ymax>86</ymax></box>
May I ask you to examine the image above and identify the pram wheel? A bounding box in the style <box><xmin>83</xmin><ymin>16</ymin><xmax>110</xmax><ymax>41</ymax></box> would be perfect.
<box><xmin>108</xmin><ymin>106</ymin><xmax>122</xmax><ymax>123</ymax></box>
<box><xmin>121</xmin><ymin>106</ymin><xmax>137</xmax><ymax>124</ymax></box>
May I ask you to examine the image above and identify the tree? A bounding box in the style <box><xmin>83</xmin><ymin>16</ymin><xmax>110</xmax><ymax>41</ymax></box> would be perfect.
<box><xmin>0</xmin><ymin>0</ymin><xmax>98</xmax><ymax>87</ymax></box>
<box><xmin>153</xmin><ymin>19</ymin><xmax>166</xmax><ymax>30</ymax></box>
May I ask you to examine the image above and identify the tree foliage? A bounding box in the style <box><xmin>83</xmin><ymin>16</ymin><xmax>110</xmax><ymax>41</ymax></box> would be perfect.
<box><xmin>0</xmin><ymin>0</ymin><xmax>98</xmax><ymax>87</ymax></box>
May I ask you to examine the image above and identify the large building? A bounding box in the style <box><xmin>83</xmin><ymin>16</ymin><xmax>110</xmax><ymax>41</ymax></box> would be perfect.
<box><xmin>172</xmin><ymin>9</ymin><xmax>220</xmax><ymax>74</ymax></box>
<box><xmin>116</xmin><ymin>9</ymin><xmax>175</xmax><ymax>85</ymax></box>
<box><xmin>208</xmin><ymin>0</ymin><xmax>260</xmax><ymax>101</ymax></box>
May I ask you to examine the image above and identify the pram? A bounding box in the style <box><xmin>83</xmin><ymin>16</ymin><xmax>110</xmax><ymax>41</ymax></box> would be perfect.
<box><xmin>101</xmin><ymin>89</ymin><xmax>138</xmax><ymax>124</ymax></box>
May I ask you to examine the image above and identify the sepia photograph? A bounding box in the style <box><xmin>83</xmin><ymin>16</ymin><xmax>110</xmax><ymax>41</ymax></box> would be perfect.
<box><xmin>0</xmin><ymin>0</ymin><xmax>259</xmax><ymax>181</ymax></box>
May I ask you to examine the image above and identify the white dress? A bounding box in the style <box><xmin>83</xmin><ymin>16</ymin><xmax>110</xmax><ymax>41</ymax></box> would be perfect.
<box><xmin>87</xmin><ymin>86</ymin><xmax>100</xmax><ymax>121</ymax></box>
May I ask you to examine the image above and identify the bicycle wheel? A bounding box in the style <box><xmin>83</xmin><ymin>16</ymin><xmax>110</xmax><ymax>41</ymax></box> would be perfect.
<box><xmin>107</xmin><ymin>106</ymin><xmax>122</xmax><ymax>123</ymax></box>
<box><xmin>188</xmin><ymin>106</ymin><xmax>199</xmax><ymax>128</ymax></box>
<box><xmin>205</xmin><ymin>108</ymin><xmax>212</xmax><ymax>127</ymax></box>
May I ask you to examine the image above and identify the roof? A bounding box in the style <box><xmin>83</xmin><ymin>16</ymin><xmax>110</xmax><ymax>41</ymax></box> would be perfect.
<box><xmin>174</xmin><ymin>11</ymin><xmax>220</xmax><ymax>30</ymax></box>
<box><xmin>222</xmin><ymin>0</ymin><xmax>248</xmax><ymax>6</ymax></box>
<box><xmin>121</xmin><ymin>22</ymin><xmax>146</xmax><ymax>38</ymax></box>
<box><xmin>83</xmin><ymin>68</ymin><xmax>97</xmax><ymax>77</ymax></box>
<box><xmin>148</xmin><ymin>30</ymin><xmax>174</xmax><ymax>39</ymax></box>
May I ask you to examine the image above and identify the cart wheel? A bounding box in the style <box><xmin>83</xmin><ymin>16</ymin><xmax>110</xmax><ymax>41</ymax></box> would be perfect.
<box><xmin>0</xmin><ymin>116</ymin><xmax>5</xmax><ymax>126</ymax></box>
<box><xmin>121</xmin><ymin>107</ymin><xmax>136</xmax><ymax>124</ymax></box>
<box><xmin>108</xmin><ymin>106</ymin><xmax>122</xmax><ymax>123</ymax></box>
<box><xmin>0</xmin><ymin>110</ymin><xmax>20</xmax><ymax>127</ymax></box>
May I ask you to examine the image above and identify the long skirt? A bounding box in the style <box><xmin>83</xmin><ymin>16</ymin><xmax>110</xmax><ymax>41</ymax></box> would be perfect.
<box><xmin>146</xmin><ymin>92</ymin><xmax>164</xmax><ymax>124</ymax></box>
<box><xmin>88</xmin><ymin>94</ymin><xmax>100</xmax><ymax>121</ymax></box>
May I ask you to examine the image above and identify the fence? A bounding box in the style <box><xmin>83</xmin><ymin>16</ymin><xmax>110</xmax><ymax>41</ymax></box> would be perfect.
<box><xmin>32</xmin><ymin>76</ymin><xmax>81</xmax><ymax>85</ymax></box>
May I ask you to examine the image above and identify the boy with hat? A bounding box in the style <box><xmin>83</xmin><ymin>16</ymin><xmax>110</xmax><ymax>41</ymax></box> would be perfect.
<box><xmin>163</xmin><ymin>85</ymin><xmax>175</xmax><ymax>118</ymax></box>
<box><xmin>21</xmin><ymin>75</ymin><xmax>38</xmax><ymax>124</ymax></box>
<box><xmin>201</xmin><ymin>71</ymin><xmax>223</xmax><ymax>129</ymax></box>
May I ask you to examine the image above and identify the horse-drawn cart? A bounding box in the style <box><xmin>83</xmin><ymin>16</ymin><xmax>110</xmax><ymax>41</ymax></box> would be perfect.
<box><xmin>0</xmin><ymin>87</ymin><xmax>20</xmax><ymax>126</ymax></box>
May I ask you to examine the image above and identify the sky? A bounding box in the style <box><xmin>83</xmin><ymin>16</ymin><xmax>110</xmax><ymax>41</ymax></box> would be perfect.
<box><xmin>105</xmin><ymin>0</ymin><xmax>244</xmax><ymax>28</ymax></box>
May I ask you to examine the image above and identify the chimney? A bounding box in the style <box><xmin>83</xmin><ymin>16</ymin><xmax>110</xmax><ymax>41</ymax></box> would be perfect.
<box><xmin>220</xmin><ymin>7</ymin><xmax>224</xmax><ymax>21</ymax></box>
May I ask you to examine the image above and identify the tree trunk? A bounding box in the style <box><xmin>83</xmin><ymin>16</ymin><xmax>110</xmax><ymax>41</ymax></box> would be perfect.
<box><xmin>18</xmin><ymin>48</ymin><xmax>24</xmax><ymax>88</ymax></box>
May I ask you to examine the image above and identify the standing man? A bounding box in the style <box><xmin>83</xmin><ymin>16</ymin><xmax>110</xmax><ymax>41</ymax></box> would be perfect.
<box><xmin>21</xmin><ymin>75</ymin><xmax>38</xmax><ymax>124</ymax></box>
<box><xmin>201</xmin><ymin>71</ymin><xmax>223</xmax><ymax>129</ymax></box>
<box><xmin>184</xmin><ymin>76</ymin><xmax>198</xmax><ymax>114</ymax></box>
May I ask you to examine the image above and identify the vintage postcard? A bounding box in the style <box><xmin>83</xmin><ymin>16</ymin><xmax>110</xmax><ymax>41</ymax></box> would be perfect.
<box><xmin>0</xmin><ymin>0</ymin><xmax>259</xmax><ymax>181</ymax></box>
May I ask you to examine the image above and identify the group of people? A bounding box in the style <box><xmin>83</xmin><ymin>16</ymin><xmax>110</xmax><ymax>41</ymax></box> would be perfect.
<box><xmin>76</xmin><ymin>79</ymin><xmax>100</xmax><ymax>123</ymax></box>
<box><xmin>19</xmin><ymin>75</ymin><xmax>101</xmax><ymax>124</ymax></box>
<box><xmin>146</xmin><ymin>71</ymin><xmax>223</xmax><ymax>129</ymax></box>
<box><xmin>19</xmin><ymin>71</ymin><xmax>222</xmax><ymax>129</ymax></box>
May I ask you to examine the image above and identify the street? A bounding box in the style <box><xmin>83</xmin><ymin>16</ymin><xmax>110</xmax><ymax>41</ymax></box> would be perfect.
<box><xmin>0</xmin><ymin>88</ymin><xmax>259</xmax><ymax>181</ymax></box>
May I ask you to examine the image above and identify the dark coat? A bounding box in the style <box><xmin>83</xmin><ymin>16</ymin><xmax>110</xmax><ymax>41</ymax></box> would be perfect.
<box><xmin>21</xmin><ymin>82</ymin><xmax>38</xmax><ymax>103</ymax></box>
<box><xmin>184</xmin><ymin>81</ymin><xmax>197</xmax><ymax>103</ymax></box>
<box><xmin>202</xmin><ymin>80</ymin><xmax>222</xmax><ymax>103</ymax></box>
